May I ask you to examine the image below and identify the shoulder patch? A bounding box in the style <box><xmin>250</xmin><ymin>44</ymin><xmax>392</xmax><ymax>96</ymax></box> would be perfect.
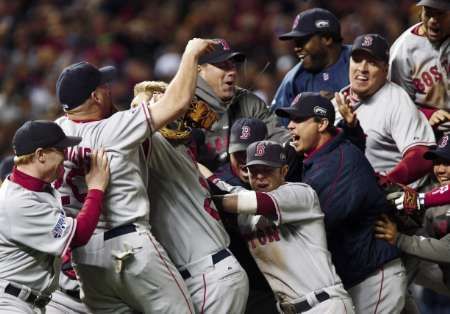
<box><xmin>52</xmin><ymin>211</ymin><xmax>67</xmax><ymax>238</ymax></box>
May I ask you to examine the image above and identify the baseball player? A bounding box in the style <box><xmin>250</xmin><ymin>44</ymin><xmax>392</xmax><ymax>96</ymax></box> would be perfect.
<box><xmin>54</xmin><ymin>39</ymin><xmax>215</xmax><ymax>313</ymax></box>
<box><xmin>0</xmin><ymin>120</ymin><xmax>109</xmax><ymax>313</ymax></box>
<box><xmin>271</xmin><ymin>8</ymin><xmax>352</xmax><ymax>126</ymax></box>
<box><xmin>389</xmin><ymin>0</ymin><xmax>449</xmax><ymax>125</ymax></box>
<box><xmin>211</xmin><ymin>140</ymin><xmax>354</xmax><ymax>314</ymax></box>
<box><xmin>132</xmin><ymin>81</ymin><xmax>249</xmax><ymax>314</ymax></box>
<box><xmin>335</xmin><ymin>33</ymin><xmax>436</xmax><ymax>189</ymax></box>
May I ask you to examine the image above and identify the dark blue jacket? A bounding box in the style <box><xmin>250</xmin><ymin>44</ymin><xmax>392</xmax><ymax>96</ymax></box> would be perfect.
<box><xmin>302</xmin><ymin>131</ymin><xmax>399</xmax><ymax>288</ymax></box>
<box><xmin>271</xmin><ymin>45</ymin><xmax>352</xmax><ymax>126</ymax></box>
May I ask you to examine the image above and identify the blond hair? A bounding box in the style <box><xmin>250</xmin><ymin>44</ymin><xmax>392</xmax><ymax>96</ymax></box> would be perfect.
<box><xmin>14</xmin><ymin>148</ymin><xmax>59</xmax><ymax>166</ymax></box>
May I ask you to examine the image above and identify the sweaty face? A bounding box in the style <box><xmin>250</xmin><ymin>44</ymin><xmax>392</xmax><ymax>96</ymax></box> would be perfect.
<box><xmin>349</xmin><ymin>51</ymin><xmax>388</xmax><ymax>99</ymax></box>
<box><xmin>293</xmin><ymin>35</ymin><xmax>328</xmax><ymax>72</ymax></box>
<box><xmin>199</xmin><ymin>60</ymin><xmax>238</xmax><ymax>101</ymax></box>
<box><xmin>422</xmin><ymin>6</ymin><xmax>450</xmax><ymax>44</ymax></box>
<box><xmin>230</xmin><ymin>151</ymin><xmax>248</xmax><ymax>183</ymax></box>
<box><xmin>287</xmin><ymin>117</ymin><xmax>321</xmax><ymax>154</ymax></box>
<box><xmin>433</xmin><ymin>159</ymin><xmax>450</xmax><ymax>185</ymax></box>
<box><xmin>248</xmin><ymin>165</ymin><xmax>286</xmax><ymax>192</ymax></box>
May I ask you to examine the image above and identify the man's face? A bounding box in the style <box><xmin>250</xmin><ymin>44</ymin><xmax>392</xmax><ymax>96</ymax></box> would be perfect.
<box><xmin>293</xmin><ymin>34</ymin><xmax>329</xmax><ymax>72</ymax></box>
<box><xmin>422</xmin><ymin>6</ymin><xmax>450</xmax><ymax>44</ymax></box>
<box><xmin>248</xmin><ymin>165</ymin><xmax>286</xmax><ymax>192</ymax></box>
<box><xmin>349</xmin><ymin>51</ymin><xmax>388</xmax><ymax>99</ymax></box>
<box><xmin>41</xmin><ymin>148</ymin><xmax>65</xmax><ymax>183</ymax></box>
<box><xmin>230</xmin><ymin>151</ymin><xmax>249</xmax><ymax>183</ymax></box>
<box><xmin>287</xmin><ymin>117</ymin><xmax>321</xmax><ymax>154</ymax></box>
<box><xmin>433</xmin><ymin>158</ymin><xmax>450</xmax><ymax>185</ymax></box>
<box><xmin>199</xmin><ymin>60</ymin><xmax>238</xmax><ymax>101</ymax></box>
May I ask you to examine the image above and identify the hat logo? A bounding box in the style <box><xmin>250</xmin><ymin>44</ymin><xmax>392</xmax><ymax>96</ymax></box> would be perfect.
<box><xmin>313</xmin><ymin>106</ymin><xmax>327</xmax><ymax>116</ymax></box>
<box><xmin>323</xmin><ymin>72</ymin><xmax>329</xmax><ymax>81</ymax></box>
<box><xmin>439</xmin><ymin>135</ymin><xmax>449</xmax><ymax>148</ymax></box>
<box><xmin>255</xmin><ymin>143</ymin><xmax>265</xmax><ymax>157</ymax></box>
<box><xmin>315</xmin><ymin>20</ymin><xmax>330</xmax><ymax>29</ymax></box>
<box><xmin>362</xmin><ymin>35</ymin><xmax>373</xmax><ymax>47</ymax></box>
<box><xmin>292</xmin><ymin>14</ymin><xmax>300</xmax><ymax>30</ymax></box>
<box><xmin>240</xmin><ymin>126</ymin><xmax>251</xmax><ymax>140</ymax></box>
<box><xmin>217</xmin><ymin>39</ymin><xmax>230</xmax><ymax>51</ymax></box>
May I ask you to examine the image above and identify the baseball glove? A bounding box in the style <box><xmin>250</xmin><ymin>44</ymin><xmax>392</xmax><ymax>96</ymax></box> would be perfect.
<box><xmin>185</xmin><ymin>96</ymin><xmax>219</xmax><ymax>130</ymax></box>
<box><xmin>131</xmin><ymin>81</ymin><xmax>168</xmax><ymax>108</ymax></box>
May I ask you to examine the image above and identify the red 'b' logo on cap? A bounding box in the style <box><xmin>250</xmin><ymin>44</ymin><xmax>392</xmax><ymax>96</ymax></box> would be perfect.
<box><xmin>240</xmin><ymin>126</ymin><xmax>250</xmax><ymax>139</ymax></box>
<box><xmin>255</xmin><ymin>143</ymin><xmax>265</xmax><ymax>156</ymax></box>
<box><xmin>217</xmin><ymin>39</ymin><xmax>230</xmax><ymax>51</ymax></box>
<box><xmin>362</xmin><ymin>35</ymin><xmax>373</xmax><ymax>47</ymax></box>
<box><xmin>439</xmin><ymin>135</ymin><xmax>449</xmax><ymax>148</ymax></box>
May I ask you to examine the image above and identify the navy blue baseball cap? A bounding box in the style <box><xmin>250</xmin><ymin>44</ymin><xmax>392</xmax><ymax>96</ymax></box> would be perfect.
<box><xmin>275</xmin><ymin>92</ymin><xmax>335</xmax><ymax>124</ymax></box>
<box><xmin>229</xmin><ymin>118</ymin><xmax>268</xmax><ymax>154</ymax></box>
<box><xmin>352</xmin><ymin>34</ymin><xmax>390</xmax><ymax>63</ymax></box>
<box><xmin>424</xmin><ymin>135</ymin><xmax>450</xmax><ymax>161</ymax></box>
<box><xmin>56</xmin><ymin>61</ymin><xmax>117</xmax><ymax>111</ymax></box>
<box><xmin>199</xmin><ymin>39</ymin><xmax>246</xmax><ymax>65</ymax></box>
<box><xmin>13</xmin><ymin>121</ymin><xmax>82</xmax><ymax>157</ymax></box>
<box><xmin>245</xmin><ymin>141</ymin><xmax>287</xmax><ymax>168</ymax></box>
<box><xmin>279</xmin><ymin>8</ymin><xmax>341</xmax><ymax>40</ymax></box>
<box><xmin>417</xmin><ymin>0</ymin><xmax>450</xmax><ymax>10</ymax></box>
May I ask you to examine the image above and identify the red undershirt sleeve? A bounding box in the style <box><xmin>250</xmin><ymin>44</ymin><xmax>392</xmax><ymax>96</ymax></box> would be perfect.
<box><xmin>387</xmin><ymin>145</ymin><xmax>433</xmax><ymax>185</ymax></box>
<box><xmin>425</xmin><ymin>185</ymin><xmax>450</xmax><ymax>208</ymax></box>
<box><xmin>255</xmin><ymin>192</ymin><xmax>278</xmax><ymax>220</ymax></box>
<box><xmin>70</xmin><ymin>189</ymin><xmax>104</xmax><ymax>248</ymax></box>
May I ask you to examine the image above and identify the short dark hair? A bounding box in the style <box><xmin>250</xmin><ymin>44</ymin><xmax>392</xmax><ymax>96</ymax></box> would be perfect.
<box><xmin>312</xmin><ymin>116</ymin><xmax>337</xmax><ymax>134</ymax></box>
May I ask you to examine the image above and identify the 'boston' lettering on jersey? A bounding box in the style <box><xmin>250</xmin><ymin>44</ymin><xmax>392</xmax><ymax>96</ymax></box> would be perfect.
<box><xmin>243</xmin><ymin>226</ymin><xmax>281</xmax><ymax>249</ymax></box>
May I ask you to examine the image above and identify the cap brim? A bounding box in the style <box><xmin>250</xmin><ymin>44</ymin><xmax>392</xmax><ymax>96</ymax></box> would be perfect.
<box><xmin>199</xmin><ymin>52</ymin><xmax>246</xmax><ymax>65</ymax></box>
<box><xmin>278</xmin><ymin>30</ymin><xmax>313</xmax><ymax>40</ymax></box>
<box><xmin>54</xmin><ymin>136</ymin><xmax>82</xmax><ymax>149</ymax></box>
<box><xmin>244</xmin><ymin>160</ymin><xmax>283</xmax><ymax>168</ymax></box>
<box><xmin>229</xmin><ymin>143</ymin><xmax>247</xmax><ymax>154</ymax></box>
<box><xmin>424</xmin><ymin>150</ymin><xmax>450</xmax><ymax>161</ymax></box>
<box><xmin>351</xmin><ymin>48</ymin><xmax>388</xmax><ymax>62</ymax></box>
<box><xmin>417</xmin><ymin>0</ymin><xmax>450</xmax><ymax>10</ymax></box>
<box><xmin>99</xmin><ymin>66</ymin><xmax>117</xmax><ymax>84</ymax></box>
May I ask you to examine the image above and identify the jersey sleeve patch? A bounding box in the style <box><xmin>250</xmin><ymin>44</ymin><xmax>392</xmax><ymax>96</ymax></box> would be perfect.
<box><xmin>52</xmin><ymin>211</ymin><xmax>68</xmax><ymax>238</ymax></box>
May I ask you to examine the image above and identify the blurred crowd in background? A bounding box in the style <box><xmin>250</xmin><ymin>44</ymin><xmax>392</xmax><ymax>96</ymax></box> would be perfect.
<box><xmin>0</xmin><ymin>0</ymin><xmax>422</xmax><ymax>160</ymax></box>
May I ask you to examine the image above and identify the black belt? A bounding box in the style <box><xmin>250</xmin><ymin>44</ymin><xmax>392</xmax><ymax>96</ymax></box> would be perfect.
<box><xmin>104</xmin><ymin>224</ymin><xmax>137</xmax><ymax>241</ymax></box>
<box><xmin>180</xmin><ymin>249</ymin><xmax>231</xmax><ymax>280</ymax></box>
<box><xmin>4</xmin><ymin>283</ymin><xmax>51</xmax><ymax>308</ymax></box>
<box><xmin>61</xmin><ymin>288</ymin><xmax>81</xmax><ymax>300</ymax></box>
<box><xmin>280</xmin><ymin>291</ymin><xmax>330</xmax><ymax>313</ymax></box>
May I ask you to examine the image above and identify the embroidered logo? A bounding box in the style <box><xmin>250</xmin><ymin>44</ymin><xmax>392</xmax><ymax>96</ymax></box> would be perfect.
<box><xmin>323</xmin><ymin>72</ymin><xmax>329</xmax><ymax>81</ymax></box>
<box><xmin>217</xmin><ymin>39</ymin><xmax>230</xmax><ymax>51</ymax></box>
<box><xmin>255</xmin><ymin>143</ymin><xmax>265</xmax><ymax>157</ymax></box>
<box><xmin>313</xmin><ymin>106</ymin><xmax>327</xmax><ymax>116</ymax></box>
<box><xmin>315</xmin><ymin>20</ymin><xmax>330</xmax><ymax>29</ymax></box>
<box><xmin>439</xmin><ymin>135</ymin><xmax>448</xmax><ymax>148</ymax></box>
<box><xmin>52</xmin><ymin>211</ymin><xmax>67</xmax><ymax>238</ymax></box>
<box><xmin>362</xmin><ymin>35</ymin><xmax>373</xmax><ymax>47</ymax></box>
<box><xmin>240</xmin><ymin>126</ymin><xmax>251</xmax><ymax>140</ymax></box>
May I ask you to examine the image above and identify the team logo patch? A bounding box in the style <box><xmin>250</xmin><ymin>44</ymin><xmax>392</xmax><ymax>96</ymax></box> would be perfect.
<box><xmin>255</xmin><ymin>143</ymin><xmax>265</xmax><ymax>157</ymax></box>
<box><xmin>240</xmin><ymin>126</ymin><xmax>251</xmax><ymax>140</ymax></box>
<box><xmin>52</xmin><ymin>211</ymin><xmax>67</xmax><ymax>238</ymax></box>
<box><xmin>362</xmin><ymin>35</ymin><xmax>373</xmax><ymax>47</ymax></box>
<box><xmin>313</xmin><ymin>106</ymin><xmax>327</xmax><ymax>116</ymax></box>
<box><xmin>292</xmin><ymin>14</ymin><xmax>300</xmax><ymax>30</ymax></box>
<box><xmin>315</xmin><ymin>20</ymin><xmax>330</xmax><ymax>29</ymax></box>
<box><xmin>439</xmin><ymin>135</ymin><xmax>449</xmax><ymax>148</ymax></box>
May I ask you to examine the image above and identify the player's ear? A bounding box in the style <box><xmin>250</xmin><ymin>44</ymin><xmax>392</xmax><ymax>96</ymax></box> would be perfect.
<box><xmin>281</xmin><ymin>165</ymin><xmax>289</xmax><ymax>178</ymax></box>
<box><xmin>35</xmin><ymin>148</ymin><xmax>45</xmax><ymax>162</ymax></box>
<box><xmin>317</xmin><ymin>118</ymin><xmax>330</xmax><ymax>133</ymax></box>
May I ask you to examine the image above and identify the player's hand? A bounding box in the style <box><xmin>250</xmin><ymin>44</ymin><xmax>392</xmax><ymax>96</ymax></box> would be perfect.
<box><xmin>374</xmin><ymin>214</ymin><xmax>398</xmax><ymax>245</ymax></box>
<box><xmin>335</xmin><ymin>92</ymin><xmax>357</xmax><ymax>128</ymax></box>
<box><xmin>375</xmin><ymin>172</ymin><xmax>396</xmax><ymax>190</ymax></box>
<box><xmin>429</xmin><ymin>109</ymin><xmax>450</xmax><ymax>127</ymax></box>
<box><xmin>86</xmin><ymin>148</ymin><xmax>110</xmax><ymax>192</ymax></box>
<box><xmin>184</xmin><ymin>38</ymin><xmax>218</xmax><ymax>58</ymax></box>
<box><xmin>386</xmin><ymin>186</ymin><xmax>425</xmax><ymax>215</ymax></box>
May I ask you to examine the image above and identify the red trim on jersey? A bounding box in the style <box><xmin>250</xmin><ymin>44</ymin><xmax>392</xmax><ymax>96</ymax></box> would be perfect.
<box><xmin>255</xmin><ymin>192</ymin><xmax>278</xmax><ymax>219</ymax></box>
<box><xmin>304</xmin><ymin>133</ymin><xmax>338</xmax><ymax>160</ymax></box>
<box><xmin>71</xmin><ymin>189</ymin><xmax>104</xmax><ymax>247</ymax></box>
<box><xmin>10</xmin><ymin>167</ymin><xmax>50</xmax><ymax>192</ymax></box>
<box><xmin>425</xmin><ymin>185</ymin><xmax>450</xmax><ymax>208</ymax></box>
<box><xmin>411</xmin><ymin>23</ymin><xmax>425</xmax><ymax>37</ymax></box>
<box><xmin>419</xmin><ymin>107</ymin><xmax>438</xmax><ymax>120</ymax></box>
<box><xmin>387</xmin><ymin>146</ymin><xmax>433</xmax><ymax>185</ymax></box>
<box><xmin>61</xmin><ymin>218</ymin><xmax>77</xmax><ymax>257</ymax></box>
<box><xmin>141</xmin><ymin>101</ymin><xmax>153</xmax><ymax>133</ymax></box>
<box><xmin>145</xmin><ymin>233</ymin><xmax>194</xmax><ymax>314</ymax></box>
<box><xmin>374</xmin><ymin>265</ymin><xmax>385</xmax><ymax>314</ymax></box>
<box><xmin>68</xmin><ymin>118</ymin><xmax>100</xmax><ymax>123</ymax></box>
<box><xmin>201</xmin><ymin>274</ymin><xmax>207</xmax><ymax>314</ymax></box>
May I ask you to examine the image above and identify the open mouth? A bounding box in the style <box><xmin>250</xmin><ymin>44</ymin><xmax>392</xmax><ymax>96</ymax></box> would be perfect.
<box><xmin>354</xmin><ymin>74</ymin><xmax>368</xmax><ymax>82</ymax></box>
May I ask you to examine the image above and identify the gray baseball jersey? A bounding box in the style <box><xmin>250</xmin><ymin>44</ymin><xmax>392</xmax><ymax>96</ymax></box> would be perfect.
<box><xmin>149</xmin><ymin>132</ymin><xmax>230</xmax><ymax>267</ymax></box>
<box><xmin>55</xmin><ymin>102</ymin><xmax>151</xmax><ymax>230</ymax></box>
<box><xmin>238</xmin><ymin>182</ymin><xmax>344</xmax><ymax>303</ymax></box>
<box><xmin>389</xmin><ymin>23</ymin><xmax>450</xmax><ymax>109</ymax></box>
<box><xmin>335</xmin><ymin>81</ymin><xmax>436</xmax><ymax>175</ymax></box>
<box><xmin>0</xmin><ymin>178</ymin><xmax>75</xmax><ymax>293</ymax></box>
